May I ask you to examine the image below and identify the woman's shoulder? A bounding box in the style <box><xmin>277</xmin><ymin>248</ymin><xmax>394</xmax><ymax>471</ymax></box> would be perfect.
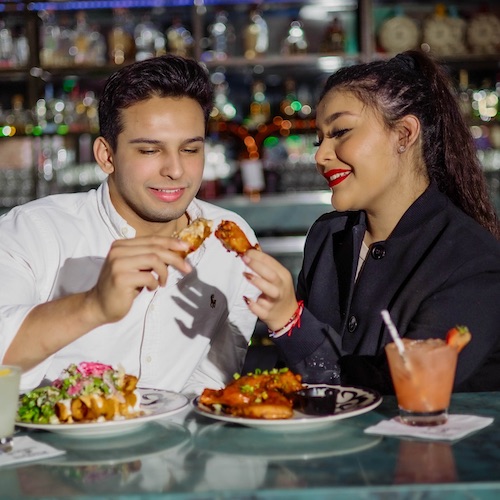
<box><xmin>441</xmin><ymin>200</ymin><xmax>500</xmax><ymax>254</ymax></box>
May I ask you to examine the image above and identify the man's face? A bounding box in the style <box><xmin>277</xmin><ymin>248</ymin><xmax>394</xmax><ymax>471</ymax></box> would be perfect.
<box><xmin>105</xmin><ymin>95</ymin><xmax>206</xmax><ymax>233</ymax></box>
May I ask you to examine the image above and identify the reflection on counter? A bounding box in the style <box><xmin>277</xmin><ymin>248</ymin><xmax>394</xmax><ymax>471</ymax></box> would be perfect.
<box><xmin>15</xmin><ymin>421</ymin><xmax>192</xmax><ymax>496</ymax></box>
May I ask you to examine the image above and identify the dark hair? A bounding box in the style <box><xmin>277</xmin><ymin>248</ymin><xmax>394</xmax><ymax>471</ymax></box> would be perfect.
<box><xmin>98</xmin><ymin>55</ymin><xmax>214</xmax><ymax>151</ymax></box>
<box><xmin>319</xmin><ymin>50</ymin><xmax>499</xmax><ymax>239</ymax></box>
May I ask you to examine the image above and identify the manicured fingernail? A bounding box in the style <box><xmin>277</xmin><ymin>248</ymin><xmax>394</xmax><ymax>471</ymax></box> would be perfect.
<box><xmin>242</xmin><ymin>255</ymin><xmax>250</xmax><ymax>264</ymax></box>
<box><xmin>243</xmin><ymin>296</ymin><xmax>250</xmax><ymax>305</ymax></box>
<box><xmin>243</xmin><ymin>272</ymin><xmax>253</xmax><ymax>281</ymax></box>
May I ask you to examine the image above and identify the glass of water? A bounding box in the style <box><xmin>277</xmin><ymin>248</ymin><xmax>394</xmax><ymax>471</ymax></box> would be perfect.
<box><xmin>0</xmin><ymin>365</ymin><xmax>21</xmax><ymax>452</ymax></box>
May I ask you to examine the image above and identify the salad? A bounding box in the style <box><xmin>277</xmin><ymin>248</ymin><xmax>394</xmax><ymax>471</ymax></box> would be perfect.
<box><xmin>17</xmin><ymin>362</ymin><xmax>141</xmax><ymax>424</ymax></box>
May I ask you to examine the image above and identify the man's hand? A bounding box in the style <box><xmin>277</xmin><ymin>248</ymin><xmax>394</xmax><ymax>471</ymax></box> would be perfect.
<box><xmin>87</xmin><ymin>235</ymin><xmax>194</xmax><ymax>324</ymax></box>
<box><xmin>4</xmin><ymin>235</ymin><xmax>194</xmax><ymax>371</ymax></box>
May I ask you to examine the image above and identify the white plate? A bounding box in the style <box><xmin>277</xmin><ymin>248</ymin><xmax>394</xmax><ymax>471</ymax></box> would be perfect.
<box><xmin>16</xmin><ymin>388</ymin><xmax>189</xmax><ymax>438</ymax></box>
<box><xmin>193</xmin><ymin>384</ymin><xmax>382</xmax><ymax>432</ymax></box>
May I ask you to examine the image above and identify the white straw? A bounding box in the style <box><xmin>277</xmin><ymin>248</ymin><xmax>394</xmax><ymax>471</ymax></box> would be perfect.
<box><xmin>381</xmin><ymin>309</ymin><xmax>405</xmax><ymax>356</ymax></box>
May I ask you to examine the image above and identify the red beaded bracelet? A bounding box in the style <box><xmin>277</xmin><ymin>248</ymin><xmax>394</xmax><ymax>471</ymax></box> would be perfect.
<box><xmin>268</xmin><ymin>301</ymin><xmax>304</xmax><ymax>338</ymax></box>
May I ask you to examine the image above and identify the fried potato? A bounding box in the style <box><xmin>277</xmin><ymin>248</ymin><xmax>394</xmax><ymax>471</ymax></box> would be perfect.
<box><xmin>55</xmin><ymin>401</ymin><xmax>71</xmax><ymax>422</ymax></box>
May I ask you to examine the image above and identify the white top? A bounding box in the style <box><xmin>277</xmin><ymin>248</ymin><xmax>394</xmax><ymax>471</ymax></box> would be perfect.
<box><xmin>0</xmin><ymin>181</ymin><xmax>260</xmax><ymax>395</ymax></box>
<box><xmin>356</xmin><ymin>242</ymin><xmax>370</xmax><ymax>281</ymax></box>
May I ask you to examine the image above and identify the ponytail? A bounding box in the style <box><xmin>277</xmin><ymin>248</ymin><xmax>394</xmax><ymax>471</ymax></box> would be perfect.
<box><xmin>320</xmin><ymin>50</ymin><xmax>500</xmax><ymax>239</ymax></box>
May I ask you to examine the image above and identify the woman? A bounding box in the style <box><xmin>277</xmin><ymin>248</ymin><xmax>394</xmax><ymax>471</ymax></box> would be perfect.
<box><xmin>242</xmin><ymin>50</ymin><xmax>500</xmax><ymax>393</ymax></box>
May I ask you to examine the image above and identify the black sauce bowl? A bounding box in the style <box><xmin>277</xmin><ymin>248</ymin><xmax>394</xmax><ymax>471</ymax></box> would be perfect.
<box><xmin>294</xmin><ymin>386</ymin><xmax>339</xmax><ymax>416</ymax></box>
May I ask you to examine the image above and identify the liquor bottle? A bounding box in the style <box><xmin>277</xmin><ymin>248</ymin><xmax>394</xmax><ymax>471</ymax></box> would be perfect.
<box><xmin>281</xmin><ymin>20</ymin><xmax>308</xmax><ymax>56</ymax></box>
<box><xmin>321</xmin><ymin>17</ymin><xmax>345</xmax><ymax>53</ymax></box>
<box><xmin>458</xmin><ymin>69</ymin><xmax>472</xmax><ymax>119</ymax></box>
<box><xmin>165</xmin><ymin>17</ymin><xmax>193</xmax><ymax>58</ymax></box>
<box><xmin>108</xmin><ymin>8</ymin><xmax>135</xmax><ymax>65</ymax></box>
<box><xmin>135</xmin><ymin>14</ymin><xmax>165</xmax><ymax>61</ymax></box>
<box><xmin>280</xmin><ymin>78</ymin><xmax>302</xmax><ymax>118</ymax></box>
<box><xmin>245</xmin><ymin>80</ymin><xmax>271</xmax><ymax>130</ymax></box>
<box><xmin>8</xmin><ymin>94</ymin><xmax>29</xmax><ymax>134</ymax></box>
<box><xmin>39</xmin><ymin>10</ymin><xmax>59</xmax><ymax>67</ymax></box>
<box><xmin>56</xmin><ymin>14</ymin><xmax>75</xmax><ymax>67</ymax></box>
<box><xmin>240</xmin><ymin>158</ymin><xmax>265</xmax><ymax>200</ymax></box>
<box><xmin>211</xmin><ymin>77</ymin><xmax>237</xmax><ymax>122</ymax></box>
<box><xmin>0</xmin><ymin>18</ymin><xmax>14</xmax><ymax>67</ymax></box>
<box><xmin>87</xmin><ymin>23</ymin><xmax>107</xmax><ymax>66</ymax></box>
<box><xmin>244</xmin><ymin>8</ymin><xmax>268</xmax><ymax>59</ymax></box>
<box><xmin>73</xmin><ymin>11</ymin><xmax>91</xmax><ymax>65</ymax></box>
<box><xmin>202</xmin><ymin>9</ymin><xmax>235</xmax><ymax>62</ymax></box>
<box><xmin>12</xmin><ymin>24</ymin><xmax>29</xmax><ymax>67</ymax></box>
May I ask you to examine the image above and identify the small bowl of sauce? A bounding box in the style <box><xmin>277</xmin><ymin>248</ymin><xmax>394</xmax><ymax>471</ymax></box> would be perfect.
<box><xmin>294</xmin><ymin>386</ymin><xmax>338</xmax><ymax>416</ymax></box>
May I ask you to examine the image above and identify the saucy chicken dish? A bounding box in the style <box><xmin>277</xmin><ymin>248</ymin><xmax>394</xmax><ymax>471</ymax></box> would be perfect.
<box><xmin>199</xmin><ymin>368</ymin><xmax>304</xmax><ymax>419</ymax></box>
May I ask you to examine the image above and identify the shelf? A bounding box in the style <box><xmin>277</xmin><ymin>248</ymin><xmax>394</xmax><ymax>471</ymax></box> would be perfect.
<box><xmin>205</xmin><ymin>54</ymin><xmax>359</xmax><ymax>73</ymax></box>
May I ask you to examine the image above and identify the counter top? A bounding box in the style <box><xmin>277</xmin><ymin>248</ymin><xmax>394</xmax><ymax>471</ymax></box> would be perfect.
<box><xmin>213</xmin><ymin>191</ymin><xmax>333</xmax><ymax>235</ymax></box>
<box><xmin>1</xmin><ymin>392</ymin><xmax>498</xmax><ymax>499</ymax></box>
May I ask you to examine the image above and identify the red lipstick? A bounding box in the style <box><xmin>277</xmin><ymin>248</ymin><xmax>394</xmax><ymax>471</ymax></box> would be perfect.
<box><xmin>323</xmin><ymin>169</ymin><xmax>351</xmax><ymax>188</ymax></box>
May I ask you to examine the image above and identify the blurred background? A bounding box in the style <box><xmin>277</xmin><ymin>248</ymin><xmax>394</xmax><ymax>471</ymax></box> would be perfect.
<box><xmin>1</xmin><ymin>0</ymin><xmax>499</xmax><ymax>363</ymax></box>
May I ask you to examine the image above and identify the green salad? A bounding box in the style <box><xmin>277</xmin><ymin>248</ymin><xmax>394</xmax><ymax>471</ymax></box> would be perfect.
<box><xmin>17</xmin><ymin>362</ymin><xmax>131</xmax><ymax>424</ymax></box>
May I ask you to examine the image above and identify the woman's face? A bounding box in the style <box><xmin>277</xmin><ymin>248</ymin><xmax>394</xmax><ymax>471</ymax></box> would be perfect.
<box><xmin>315</xmin><ymin>90</ymin><xmax>404</xmax><ymax>215</ymax></box>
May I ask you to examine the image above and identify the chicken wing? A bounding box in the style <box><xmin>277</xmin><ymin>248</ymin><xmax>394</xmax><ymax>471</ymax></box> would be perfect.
<box><xmin>199</xmin><ymin>369</ymin><xmax>303</xmax><ymax>419</ymax></box>
<box><xmin>214</xmin><ymin>220</ymin><xmax>259</xmax><ymax>256</ymax></box>
<box><xmin>173</xmin><ymin>218</ymin><xmax>213</xmax><ymax>257</ymax></box>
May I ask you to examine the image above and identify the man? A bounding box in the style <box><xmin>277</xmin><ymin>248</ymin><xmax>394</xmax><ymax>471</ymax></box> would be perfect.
<box><xmin>0</xmin><ymin>55</ymin><xmax>259</xmax><ymax>395</ymax></box>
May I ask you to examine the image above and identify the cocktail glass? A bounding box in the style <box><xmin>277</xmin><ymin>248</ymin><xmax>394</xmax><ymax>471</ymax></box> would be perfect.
<box><xmin>385</xmin><ymin>338</ymin><xmax>458</xmax><ymax>426</ymax></box>
<box><xmin>0</xmin><ymin>365</ymin><xmax>21</xmax><ymax>452</ymax></box>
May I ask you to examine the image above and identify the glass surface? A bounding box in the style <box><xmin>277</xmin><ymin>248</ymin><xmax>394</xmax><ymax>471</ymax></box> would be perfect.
<box><xmin>0</xmin><ymin>365</ymin><xmax>21</xmax><ymax>452</ymax></box>
<box><xmin>385</xmin><ymin>339</ymin><xmax>458</xmax><ymax>426</ymax></box>
<box><xmin>2</xmin><ymin>393</ymin><xmax>500</xmax><ymax>498</ymax></box>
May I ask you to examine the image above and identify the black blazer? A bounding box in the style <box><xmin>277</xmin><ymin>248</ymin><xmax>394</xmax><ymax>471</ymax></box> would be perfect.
<box><xmin>273</xmin><ymin>183</ymin><xmax>500</xmax><ymax>393</ymax></box>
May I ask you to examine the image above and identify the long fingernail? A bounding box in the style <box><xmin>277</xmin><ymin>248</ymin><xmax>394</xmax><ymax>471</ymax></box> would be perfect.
<box><xmin>243</xmin><ymin>272</ymin><xmax>253</xmax><ymax>281</ymax></box>
<box><xmin>243</xmin><ymin>296</ymin><xmax>250</xmax><ymax>305</ymax></box>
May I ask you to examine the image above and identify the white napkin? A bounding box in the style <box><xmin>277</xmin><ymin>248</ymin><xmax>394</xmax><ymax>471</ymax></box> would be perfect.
<box><xmin>364</xmin><ymin>414</ymin><xmax>493</xmax><ymax>441</ymax></box>
<box><xmin>0</xmin><ymin>436</ymin><xmax>65</xmax><ymax>467</ymax></box>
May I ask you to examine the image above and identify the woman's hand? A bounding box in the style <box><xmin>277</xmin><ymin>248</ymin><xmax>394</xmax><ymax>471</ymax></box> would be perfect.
<box><xmin>242</xmin><ymin>249</ymin><xmax>299</xmax><ymax>332</ymax></box>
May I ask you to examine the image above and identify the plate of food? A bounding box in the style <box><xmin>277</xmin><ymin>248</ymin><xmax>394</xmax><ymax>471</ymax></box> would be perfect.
<box><xmin>16</xmin><ymin>362</ymin><xmax>189</xmax><ymax>438</ymax></box>
<box><xmin>193</xmin><ymin>368</ymin><xmax>382</xmax><ymax>432</ymax></box>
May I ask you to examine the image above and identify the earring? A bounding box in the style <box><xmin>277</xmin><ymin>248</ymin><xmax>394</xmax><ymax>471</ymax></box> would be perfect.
<box><xmin>398</xmin><ymin>145</ymin><xmax>406</xmax><ymax>153</ymax></box>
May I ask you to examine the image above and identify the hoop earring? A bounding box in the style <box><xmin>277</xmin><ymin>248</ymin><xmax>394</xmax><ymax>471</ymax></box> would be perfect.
<box><xmin>398</xmin><ymin>145</ymin><xmax>406</xmax><ymax>154</ymax></box>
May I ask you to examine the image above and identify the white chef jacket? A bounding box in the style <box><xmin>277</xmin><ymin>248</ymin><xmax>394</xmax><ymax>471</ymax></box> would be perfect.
<box><xmin>0</xmin><ymin>181</ymin><xmax>260</xmax><ymax>395</ymax></box>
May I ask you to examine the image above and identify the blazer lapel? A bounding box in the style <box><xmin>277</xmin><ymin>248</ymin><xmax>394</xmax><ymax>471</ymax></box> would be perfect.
<box><xmin>333</xmin><ymin>213</ymin><xmax>366</xmax><ymax>333</ymax></box>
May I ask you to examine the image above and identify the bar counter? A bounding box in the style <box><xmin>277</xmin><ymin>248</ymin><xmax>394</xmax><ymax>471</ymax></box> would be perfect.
<box><xmin>1</xmin><ymin>392</ymin><xmax>498</xmax><ymax>499</ymax></box>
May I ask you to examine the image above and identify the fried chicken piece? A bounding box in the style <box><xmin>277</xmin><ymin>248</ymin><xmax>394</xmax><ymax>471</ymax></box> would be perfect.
<box><xmin>173</xmin><ymin>218</ymin><xmax>213</xmax><ymax>257</ymax></box>
<box><xmin>214</xmin><ymin>220</ymin><xmax>259</xmax><ymax>256</ymax></box>
<box><xmin>199</xmin><ymin>369</ymin><xmax>303</xmax><ymax>420</ymax></box>
<box><xmin>230</xmin><ymin>391</ymin><xmax>294</xmax><ymax>419</ymax></box>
